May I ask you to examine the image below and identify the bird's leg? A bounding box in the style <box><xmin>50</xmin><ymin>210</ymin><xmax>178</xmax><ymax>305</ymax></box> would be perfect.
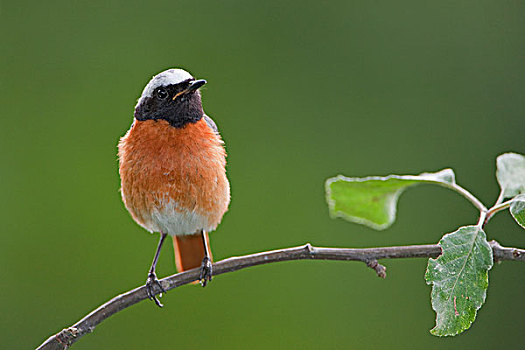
<box><xmin>146</xmin><ymin>232</ymin><xmax>168</xmax><ymax>307</ymax></box>
<box><xmin>199</xmin><ymin>230</ymin><xmax>213</xmax><ymax>287</ymax></box>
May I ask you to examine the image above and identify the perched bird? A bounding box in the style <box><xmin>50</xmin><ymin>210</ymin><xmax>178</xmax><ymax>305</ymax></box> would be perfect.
<box><xmin>118</xmin><ymin>68</ymin><xmax>230</xmax><ymax>306</ymax></box>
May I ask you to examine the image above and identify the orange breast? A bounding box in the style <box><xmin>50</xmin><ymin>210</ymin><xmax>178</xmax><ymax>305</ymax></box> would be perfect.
<box><xmin>118</xmin><ymin>118</ymin><xmax>230</xmax><ymax>235</ymax></box>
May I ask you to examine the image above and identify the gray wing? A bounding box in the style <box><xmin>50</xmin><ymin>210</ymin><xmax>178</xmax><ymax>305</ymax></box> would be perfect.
<box><xmin>203</xmin><ymin>115</ymin><xmax>219</xmax><ymax>133</ymax></box>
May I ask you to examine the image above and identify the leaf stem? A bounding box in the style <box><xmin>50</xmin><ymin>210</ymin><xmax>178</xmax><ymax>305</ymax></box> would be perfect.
<box><xmin>439</xmin><ymin>182</ymin><xmax>487</xmax><ymax>213</ymax></box>
<box><xmin>495</xmin><ymin>190</ymin><xmax>505</xmax><ymax>206</ymax></box>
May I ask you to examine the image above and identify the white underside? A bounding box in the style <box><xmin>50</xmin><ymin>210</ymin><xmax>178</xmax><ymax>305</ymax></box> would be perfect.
<box><xmin>140</xmin><ymin>199</ymin><xmax>213</xmax><ymax>236</ymax></box>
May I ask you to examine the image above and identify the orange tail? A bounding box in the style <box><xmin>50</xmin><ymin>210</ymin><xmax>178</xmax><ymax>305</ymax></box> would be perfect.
<box><xmin>173</xmin><ymin>232</ymin><xmax>212</xmax><ymax>273</ymax></box>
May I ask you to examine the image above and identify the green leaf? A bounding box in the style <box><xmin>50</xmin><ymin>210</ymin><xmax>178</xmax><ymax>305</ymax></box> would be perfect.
<box><xmin>325</xmin><ymin>169</ymin><xmax>455</xmax><ymax>230</ymax></box>
<box><xmin>510</xmin><ymin>194</ymin><xmax>525</xmax><ymax>229</ymax></box>
<box><xmin>496</xmin><ymin>152</ymin><xmax>525</xmax><ymax>199</ymax></box>
<box><xmin>425</xmin><ymin>226</ymin><xmax>493</xmax><ymax>336</ymax></box>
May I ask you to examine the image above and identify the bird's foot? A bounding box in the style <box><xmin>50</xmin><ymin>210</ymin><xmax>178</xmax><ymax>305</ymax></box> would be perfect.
<box><xmin>146</xmin><ymin>272</ymin><xmax>166</xmax><ymax>307</ymax></box>
<box><xmin>199</xmin><ymin>256</ymin><xmax>213</xmax><ymax>287</ymax></box>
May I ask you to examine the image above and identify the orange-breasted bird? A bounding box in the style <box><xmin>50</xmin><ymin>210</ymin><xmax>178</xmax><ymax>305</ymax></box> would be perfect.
<box><xmin>118</xmin><ymin>68</ymin><xmax>230</xmax><ymax>306</ymax></box>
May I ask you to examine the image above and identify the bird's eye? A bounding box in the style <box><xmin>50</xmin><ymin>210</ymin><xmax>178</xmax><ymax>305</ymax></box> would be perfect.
<box><xmin>156</xmin><ymin>88</ymin><xmax>168</xmax><ymax>99</ymax></box>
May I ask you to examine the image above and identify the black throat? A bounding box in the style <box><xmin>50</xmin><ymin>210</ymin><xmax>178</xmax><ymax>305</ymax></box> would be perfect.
<box><xmin>134</xmin><ymin>83</ymin><xmax>204</xmax><ymax>128</ymax></box>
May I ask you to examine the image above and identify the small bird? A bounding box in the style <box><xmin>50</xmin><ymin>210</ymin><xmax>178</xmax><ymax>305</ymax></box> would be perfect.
<box><xmin>118</xmin><ymin>68</ymin><xmax>230</xmax><ymax>307</ymax></box>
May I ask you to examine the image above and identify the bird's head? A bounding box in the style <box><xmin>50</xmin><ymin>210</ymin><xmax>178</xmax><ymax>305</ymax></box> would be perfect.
<box><xmin>134</xmin><ymin>68</ymin><xmax>207</xmax><ymax>128</ymax></box>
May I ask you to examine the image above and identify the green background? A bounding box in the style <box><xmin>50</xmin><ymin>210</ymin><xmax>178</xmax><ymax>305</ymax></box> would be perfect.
<box><xmin>1</xmin><ymin>1</ymin><xmax>524</xmax><ymax>349</ymax></box>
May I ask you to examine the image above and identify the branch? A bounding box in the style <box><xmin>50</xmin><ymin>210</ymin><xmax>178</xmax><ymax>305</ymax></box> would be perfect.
<box><xmin>36</xmin><ymin>240</ymin><xmax>524</xmax><ymax>350</ymax></box>
<box><xmin>485</xmin><ymin>199</ymin><xmax>513</xmax><ymax>224</ymax></box>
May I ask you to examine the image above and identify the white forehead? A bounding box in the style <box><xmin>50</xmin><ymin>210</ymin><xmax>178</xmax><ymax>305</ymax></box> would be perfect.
<box><xmin>139</xmin><ymin>68</ymin><xmax>194</xmax><ymax>100</ymax></box>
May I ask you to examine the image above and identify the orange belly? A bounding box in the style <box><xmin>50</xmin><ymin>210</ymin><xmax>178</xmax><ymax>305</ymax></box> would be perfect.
<box><xmin>118</xmin><ymin>118</ymin><xmax>230</xmax><ymax>235</ymax></box>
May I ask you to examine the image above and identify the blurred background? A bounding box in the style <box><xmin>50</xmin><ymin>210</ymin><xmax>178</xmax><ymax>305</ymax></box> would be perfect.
<box><xmin>1</xmin><ymin>1</ymin><xmax>524</xmax><ymax>349</ymax></box>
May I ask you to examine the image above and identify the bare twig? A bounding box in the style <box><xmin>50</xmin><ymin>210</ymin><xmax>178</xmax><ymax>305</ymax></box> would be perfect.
<box><xmin>485</xmin><ymin>199</ymin><xmax>514</xmax><ymax>224</ymax></box>
<box><xmin>36</xmin><ymin>241</ymin><xmax>524</xmax><ymax>350</ymax></box>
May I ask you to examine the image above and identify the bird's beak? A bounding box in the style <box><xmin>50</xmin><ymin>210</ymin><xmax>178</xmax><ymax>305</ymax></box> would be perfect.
<box><xmin>188</xmin><ymin>79</ymin><xmax>207</xmax><ymax>92</ymax></box>
<box><xmin>173</xmin><ymin>79</ymin><xmax>207</xmax><ymax>100</ymax></box>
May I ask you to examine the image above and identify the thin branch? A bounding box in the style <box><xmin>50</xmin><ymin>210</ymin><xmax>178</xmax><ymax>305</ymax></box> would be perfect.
<box><xmin>36</xmin><ymin>241</ymin><xmax>524</xmax><ymax>350</ymax></box>
<box><xmin>485</xmin><ymin>199</ymin><xmax>513</xmax><ymax>224</ymax></box>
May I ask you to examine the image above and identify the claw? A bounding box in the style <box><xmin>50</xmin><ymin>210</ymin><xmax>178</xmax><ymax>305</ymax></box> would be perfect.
<box><xmin>146</xmin><ymin>272</ymin><xmax>166</xmax><ymax>307</ymax></box>
<box><xmin>199</xmin><ymin>256</ymin><xmax>213</xmax><ymax>287</ymax></box>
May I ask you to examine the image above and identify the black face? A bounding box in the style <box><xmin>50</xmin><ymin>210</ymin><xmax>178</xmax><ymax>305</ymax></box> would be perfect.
<box><xmin>134</xmin><ymin>79</ymin><xmax>205</xmax><ymax>128</ymax></box>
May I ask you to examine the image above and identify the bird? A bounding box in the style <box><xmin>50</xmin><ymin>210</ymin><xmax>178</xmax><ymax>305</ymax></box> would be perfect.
<box><xmin>118</xmin><ymin>68</ymin><xmax>230</xmax><ymax>307</ymax></box>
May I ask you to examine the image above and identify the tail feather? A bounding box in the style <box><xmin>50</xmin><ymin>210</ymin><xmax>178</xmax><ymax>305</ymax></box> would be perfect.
<box><xmin>173</xmin><ymin>232</ymin><xmax>212</xmax><ymax>273</ymax></box>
